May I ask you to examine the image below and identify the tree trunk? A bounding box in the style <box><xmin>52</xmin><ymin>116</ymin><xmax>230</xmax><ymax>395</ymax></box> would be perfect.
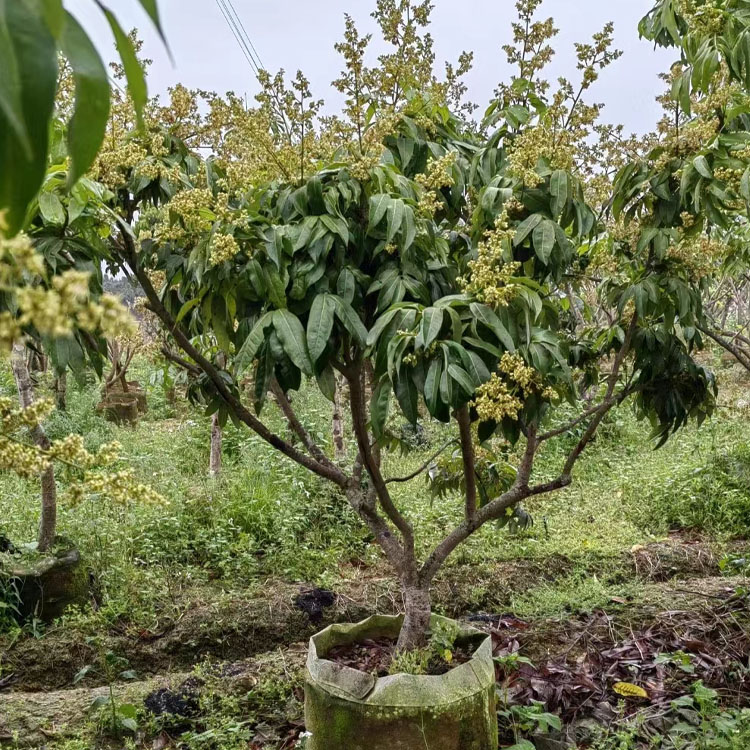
<box><xmin>332</xmin><ymin>374</ymin><xmax>346</xmax><ymax>462</ymax></box>
<box><xmin>11</xmin><ymin>343</ymin><xmax>57</xmax><ymax>552</ymax></box>
<box><xmin>54</xmin><ymin>371</ymin><xmax>67</xmax><ymax>411</ymax></box>
<box><xmin>396</xmin><ymin>586</ymin><xmax>432</xmax><ymax>651</ymax></box>
<box><xmin>209</xmin><ymin>412</ymin><xmax>222</xmax><ymax>477</ymax></box>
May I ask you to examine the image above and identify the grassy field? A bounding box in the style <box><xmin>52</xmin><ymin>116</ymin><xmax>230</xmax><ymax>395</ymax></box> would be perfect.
<box><xmin>1</xmin><ymin>354</ymin><xmax>749</xmax><ymax>749</ymax></box>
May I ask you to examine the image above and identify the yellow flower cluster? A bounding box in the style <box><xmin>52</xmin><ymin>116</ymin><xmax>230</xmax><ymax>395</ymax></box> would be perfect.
<box><xmin>0</xmin><ymin>436</ymin><xmax>50</xmax><ymax>477</ymax></box>
<box><xmin>0</xmin><ymin>396</ymin><xmax>54</xmax><ymax>432</ymax></box>
<box><xmin>0</xmin><ymin>235</ymin><xmax>45</xmax><ymax>282</ymax></box>
<box><xmin>668</xmin><ymin>233</ymin><xmax>726</xmax><ymax>281</ymax></box>
<box><xmin>473</xmin><ymin>353</ymin><xmax>555</xmax><ymax>423</ymax></box>
<box><xmin>45</xmin><ymin>435</ymin><xmax>121</xmax><ymax>470</ymax></box>
<box><xmin>652</xmin><ymin>67</ymin><xmax>729</xmax><ymax>171</ymax></box>
<box><xmin>15</xmin><ymin>272</ymin><xmax>134</xmax><ymax>341</ymax></box>
<box><xmin>67</xmin><ymin>468</ymin><xmax>165</xmax><ymax>508</ymax></box>
<box><xmin>678</xmin><ymin>0</ymin><xmax>726</xmax><ymax>36</ymax></box>
<box><xmin>348</xmin><ymin>151</ymin><xmax>383</xmax><ymax>182</ymax></box>
<box><xmin>473</xmin><ymin>375</ymin><xmax>523</xmax><ymax>423</ymax></box>
<box><xmin>462</xmin><ymin>209</ymin><xmax>521</xmax><ymax>308</ymax></box>
<box><xmin>499</xmin><ymin>352</ymin><xmax>543</xmax><ymax>390</ymax></box>
<box><xmin>0</xmin><ymin>234</ymin><xmax>134</xmax><ymax>348</ymax></box>
<box><xmin>508</xmin><ymin>124</ymin><xmax>575</xmax><ymax>187</ymax></box>
<box><xmin>0</xmin><ymin>393</ymin><xmax>165</xmax><ymax>505</ymax></box>
<box><xmin>415</xmin><ymin>152</ymin><xmax>457</xmax><ymax>216</ymax></box>
<box><xmin>146</xmin><ymin>270</ymin><xmax>167</xmax><ymax>292</ymax></box>
<box><xmin>209</xmin><ymin>233</ymin><xmax>241</xmax><ymax>266</ymax></box>
<box><xmin>95</xmin><ymin>140</ymin><xmax>149</xmax><ymax>190</ymax></box>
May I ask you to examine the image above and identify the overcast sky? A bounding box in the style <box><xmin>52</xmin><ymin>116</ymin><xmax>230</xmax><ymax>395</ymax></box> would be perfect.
<box><xmin>64</xmin><ymin>0</ymin><xmax>676</xmax><ymax>136</ymax></box>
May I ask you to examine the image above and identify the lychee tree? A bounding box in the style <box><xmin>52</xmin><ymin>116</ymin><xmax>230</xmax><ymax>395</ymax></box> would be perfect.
<box><xmin>98</xmin><ymin>3</ymin><xmax>750</xmax><ymax>654</ymax></box>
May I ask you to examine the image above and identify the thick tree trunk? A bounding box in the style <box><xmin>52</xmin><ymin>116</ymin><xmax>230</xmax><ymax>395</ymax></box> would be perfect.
<box><xmin>11</xmin><ymin>344</ymin><xmax>57</xmax><ymax>552</ymax></box>
<box><xmin>54</xmin><ymin>372</ymin><xmax>67</xmax><ymax>411</ymax></box>
<box><xmin>396</xmin><ymin>586</ymin><xmax>432</xmax><ymax>651</ymax></box>
<box><xmin>332</xmin><ymin>374</ymin><xmax>346</xmax><ymax>462</ymax></box>
<box><xmin>209</xmin><ymin>412</ymin><xmax>222</xmax><ymax>477</ymax></box>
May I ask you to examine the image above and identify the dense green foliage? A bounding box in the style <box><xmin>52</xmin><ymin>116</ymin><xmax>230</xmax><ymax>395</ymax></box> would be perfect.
<box><xmin>0</xmin><ymin>0</ymin><xmax>164</xmax><ymax>235</ymax></box>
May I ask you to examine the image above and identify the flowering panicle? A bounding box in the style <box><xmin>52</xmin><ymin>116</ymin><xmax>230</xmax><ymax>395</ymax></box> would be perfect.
<box><xmin>473</xmin><ymin>353</ymin><xmax>556</xmax><ymax>423</ymax></box>
<box><xmin>0</xmin><ymin>393</ymin><xmax>165</xmax><ymax>506</ymax></box>
<box><xmin>0</xmin><ymin>234</ymin><xmax>134</xmax><ymax>348</ymax></box>
<box><xmin>461</xmin><ymin>207</ymin><xmax>521</xmax><ymax>308</ymax></box>
<box><xmin>415</xmin><ymin>152</ymin><xmax>457</xmax><ymax>216</ymax></box>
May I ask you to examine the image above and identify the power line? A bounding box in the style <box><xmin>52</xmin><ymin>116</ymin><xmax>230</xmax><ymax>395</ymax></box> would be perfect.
<box><xmin>224</xmin><ymin>0</ymin><xmax>266</xmax><ymax>71</ymax></box>
<box><xmin>215</xmin><ymin>0</ymin><xmax>258</xmax><ymax>75</ymax></box>
<box><xmin>214</xmin><ymin>0</ymin><xmax>264</xmax><ymax>79</ymax></box>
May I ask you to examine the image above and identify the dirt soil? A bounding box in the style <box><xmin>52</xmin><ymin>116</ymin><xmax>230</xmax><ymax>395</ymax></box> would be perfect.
<box><xmin>1</xmin><ymin>537</ymin><xmax>748</xmax><ymax>748</ymax></box>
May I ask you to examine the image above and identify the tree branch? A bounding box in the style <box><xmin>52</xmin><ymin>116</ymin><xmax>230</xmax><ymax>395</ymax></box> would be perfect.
<box><xmin>346</xmin><ymin>361</ymin><xmax>414</xmax><ymax>569</ymax></box>
<box><xmin>456</xmin><ymin>406</ymin><xmax>478</xmax><ymax>521</ymax></box>
<box><xmin>113</xmin><ymin>228</ymin><xmax>348</xmax><ymax>488</ymax></box>
<box><xmin>698</xmin><ymin>323</ymin><xmax>750</xmax><ymax>373</ymax></box>
<box><xmin>385</xmin><ymin>439</ymin><xmax>458</xmax><ymax>485</ymax></box>
<box><xmin>161</xmin><ymin>345</ymin><xmax>201</xmax><ymax>377</ymax></box>
<box><xmin>270</xmin><ymin>379</ymin><xmax>336</xmax><ymax>468</ymax></box>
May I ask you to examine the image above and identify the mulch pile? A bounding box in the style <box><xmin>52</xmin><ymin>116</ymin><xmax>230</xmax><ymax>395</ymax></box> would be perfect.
<box><xmin>328</xmin><ymin>636</ymin><xmax>473</xmax><ymax>677</ymax></box>
<box><xmin>489</xmin><ymin>588</ymin><xmax>750</xmax><ymax>744</ymax></box>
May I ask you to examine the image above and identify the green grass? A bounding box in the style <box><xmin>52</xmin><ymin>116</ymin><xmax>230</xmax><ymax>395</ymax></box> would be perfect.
<box><xmin>0</xmin><ymin>357</ymin><xmax>748</xmax><ymax>634</ymax></box>
<box><xmin>1</xmin><ymin>357</ymin><xmax>749</xmax><ymax>750</ymax></box>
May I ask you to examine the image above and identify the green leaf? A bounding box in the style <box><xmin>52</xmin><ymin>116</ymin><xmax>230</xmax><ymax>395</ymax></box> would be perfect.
<box><xmin>448</xmin><ymin>364</ymin><xmax>475</xmax><ymax>398</ymax></box>
<box><xmin>424</xmin><ymin>358</ymin><xmax>442</xmax><ymax>416</ymax></box>
<box><xmin>513</xmin><ymin>213</ymin><xmax>543</xmax><ymax>246</ymax></box>
<box><xmin>333</xmin><ymin>296</ymin><xmax>368</xmax><ymax>347</ymax></box>
<box><xmin>741</xmin><ymin>166</ymin><xmax>750</xmax><ymax>202</ymax></box>
<box><xmin>136</xmin><ymin>0</ymin><xmax>168</xmax><ymax>46</ymax></box>
<box><xmin>212</xmin><ymin>295</ymin><xmax>231</xmax><ymax>351</ymax></box>
<box><xmin>98</xmin><ymin>7</ymin><xmax>148</xmax><ymax>127</ymax></box>
<box><xmin>0</xmin><ymin>0</ymin><xmax>58</xmax><ymax>234</ymax></box>
<box><xmin>235</xmin><ymin>312</ymin><xmax>273</xmax><ymax>374</ymax></box>
<box><xmin>175</xmin><ymin>297</ymin><xmax>202</xmax><ymax>324</ymax></box>
<box><xmin>90</xmin><ymin>695</ymin><xmax>110</xmax><ymax>711</ymax></box>
<box><xmin>60</xmin><ymin>12</ymin><xmax>110</xmax><ymax>186</ymax></box>
<box><xmin>386</xmin><ymin>198</ymin><xmax>405</xmax><ymax>243</ymax></box>
<box><xmin>73</xmin><ymin>664</ymin><xmax>92</xmax><ymax>684</ymax></box>
<box><xmin>464</xmin><ymin>350</ymin><xmax>490</xmax><ymax>385</ymax></box>
<box><xmin>421</xmin><ymin>308</ymin><xmax>444</xmax><ymax>349</ymax></box>
<box><xmin>316</xmin><ymin>364</ymin><xmax>336</xmax><ymax>402</ymax></box>
<box><xmin>370</xmin><ymin>378</ymin><xmax>391</xmax><ymax>439</ymax></box>
<box><xmin>262</xmin><ymin>266</ymin><xmax>287</xmax><ymax>308</ymax></box>
<box><xmin>321</xmin><ymin>213</ymin><xmax>349</xmax><ymax>245</ymax></box>
<box><xmin>120</xmin><ymin>717</ymin><xmax>138</xmax><ymax>733</ymax></box>
<box><xmin>470</xmin><ymin>303</ymin><xmax>515</xmax><ymax>351</ymax></box>
<box><xmin>394</xmin><ymin>374</ymin><xmax>418</xmax><ymax>424</ymax></box>
<box><xmin>38</xmin><ymin>192</ymin><xmax>66</xmax><ymax>225</ymax></box>
<box><xmin>337</xmin><ymin>267</ymin><xmax>356</xmax><ymax>303</ymax></box>
<box><xmin>402</xmin><ymin>206</ymin><xmax>417</xmax><ymax>249</ymax></box>
<box><xmin>532</xmin><ymin>219</ymin><xmax>556</xmax><ymax>264</ymax></box>
<box><xmin>367</xmin><ymin>308</ymin><xmax>401</xmax><ymax>347</ymax></box>
<box><xmin>369</xmin><ymin>194</ymin><xmax>390</xmax><ymax>230</ymax></box>
<box><xmin>0</xmin><ymin>0</ymin><xmax>29</xmax><ymax>154</ymax></box>
<box><xmin>550</xmin><ymin>170</ymin><xmax>569</xmax><ymax>218</ymax></box>
<box><xmin>307</xmin><ymin>293</ymin><xmax>336</xmax><ymax>363</ymax></box>
<box><xmin>693</xmin><ymin>155</ymin><xmax>713</xmax><ymax>179</ymax></box>
<box><xmin>273</xmin><ymin>309</ymin><xmax>313</xmax><ymax>376</ymax></box>
<box><xmin>40</xmin><ymin>0</ymin><xmax>65</xmax><ymax>38</ymax></box>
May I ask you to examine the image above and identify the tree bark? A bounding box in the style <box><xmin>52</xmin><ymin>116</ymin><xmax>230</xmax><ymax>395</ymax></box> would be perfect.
<box><xmin>332</xmin><ymin>374</ymin><xmax>346</xmax><ymax>462</ymax></box>
<box><xmin>209</xmin><ymin>412</ymin><xmax>222</xmax><ymax>477</ymax></box>
<box><xmin>11</xmin><ymin>344</ymin><xmax>57</xmax><ymax>552</ymax></box>
<box><xmin>54</xmin><ymin>371</ymin><xmax>67</xmax><ymax>411</ymax></box>
<box><xmin>396</xmin><ymin>586</ymin><xmax>432</xmax><ymax>651</ymax></box>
